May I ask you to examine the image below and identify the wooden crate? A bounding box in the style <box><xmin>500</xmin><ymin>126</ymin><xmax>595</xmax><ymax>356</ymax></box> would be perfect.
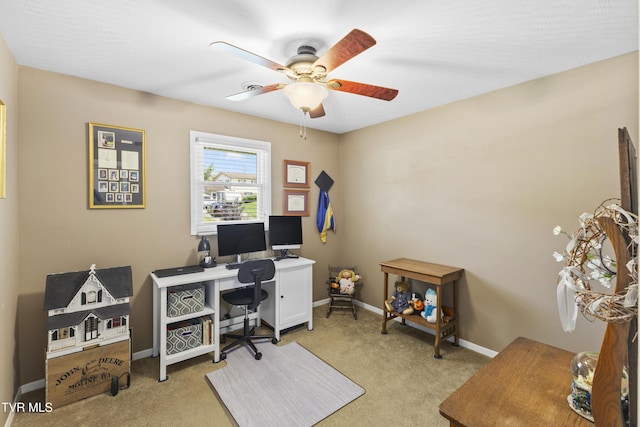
<box><xmin>45</xmin><ymin>339</ymin><xmax>130</xmax><ymax>408</ymax></box>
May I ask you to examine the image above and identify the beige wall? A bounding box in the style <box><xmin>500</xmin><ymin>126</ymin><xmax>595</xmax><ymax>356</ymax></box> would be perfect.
<box><xmin>340</xmin><ymin>52</ymin><xmax>639</xmax><ymax>354</ymax></box>
<box><xmin>16</xmin><ymin>68</ymin><xmax>341</xmax><ymax>385</ymax></box>
<box><xmin>0</xmin><ymin>35</ymin><xmax>19</xmax><ymax>426</ymax></box>
<box><xmin>7</xmin><ymin>46</ymin><xmax>639</xmax><ymax>390</ymax></box>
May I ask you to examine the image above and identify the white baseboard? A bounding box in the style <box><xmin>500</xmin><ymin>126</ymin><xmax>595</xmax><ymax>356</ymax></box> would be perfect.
<box><xmin>312</xmin><ymin>298</ymin><xmax>331</xmax><ymax>307</ymax></box>
<box><xmin>11</xmin><ymin>300</ymin><xmax>495</xmax><ymax>411</ymax></box>
<box><xmin>133</xmin><ymin>348</ymin><xmax>153</xmax><ymax>360</ymax></box>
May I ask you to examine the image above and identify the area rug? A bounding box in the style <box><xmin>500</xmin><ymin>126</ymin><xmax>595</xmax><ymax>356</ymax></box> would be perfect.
<box><xmin>205</xmin><ymin>342</ymin><xmax>364</xmax><ymax>426</ymax></box>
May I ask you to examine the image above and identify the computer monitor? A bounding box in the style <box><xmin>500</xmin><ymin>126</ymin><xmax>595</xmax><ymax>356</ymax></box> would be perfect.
<box><xmin>268</xmin><ymin>215</ymin><xmax>302</xmax><ymax>260</ymax></box>
<box><xmin>217</xmin><ymin>222</ymin><xmax>266</xmax><ymax>266</ymax></box>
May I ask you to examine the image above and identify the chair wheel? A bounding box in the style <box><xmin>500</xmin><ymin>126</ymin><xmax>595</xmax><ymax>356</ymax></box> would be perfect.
<box><xmin>220</xmin><ymin>353</ymin><xmax>227</xmax><ymax>361</ymax></box>
<box><xmin>255</xmin><ymin>352</ymin><xmax>262</xmax><ymax>360</ymax></box>
<box><xmin>271</xmin><ymin>338</ymin><xmax>278</xmax><ymax>344</ymax></box>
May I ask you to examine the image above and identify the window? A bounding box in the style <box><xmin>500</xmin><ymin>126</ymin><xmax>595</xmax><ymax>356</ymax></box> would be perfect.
<box><xmin>81</xmin><ymin>289</ymin><xmax>102</xmax><ymax>305</ymax></box>
<box><xmin>86</xmin><ymin>290</ymin><xmax>97</xmax><ymax>304</ymax></box>
<box><xmin>190</xmin><ymin>131</ymin><xmax>271</xmax><ymax>235</ymax></box>
<box><xmin>108</xmin><ymin>317</ymin><xmax>123</xmax><ymax>329</ymax></box>
<box><xmin>52</xmin><ymin>327</ymin><xmax>75</xmax><ymax>341</ymax></box>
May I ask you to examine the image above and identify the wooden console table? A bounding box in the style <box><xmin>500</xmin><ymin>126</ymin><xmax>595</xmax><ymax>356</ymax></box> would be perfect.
<box><xmin>439</xmin><ymin>337</ymin><xmax>592</xmax><ymax>427</ymax></box>
<box><xmin>380</xmin><ymin>258</ymin><xmax>463</xmax><ymax>359</ymax></box>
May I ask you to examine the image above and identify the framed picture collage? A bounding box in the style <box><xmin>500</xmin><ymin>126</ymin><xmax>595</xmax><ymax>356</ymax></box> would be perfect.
<box><xmin>89</xmin><ymin>123</ymin><xmax>146</xmax><ymax>209</ymax></box>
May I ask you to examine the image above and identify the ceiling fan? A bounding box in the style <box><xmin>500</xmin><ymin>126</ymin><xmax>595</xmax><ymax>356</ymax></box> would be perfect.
<box><xmin>210</xmin><ymin>29</ymin><xmax>398</xmax><ymax>119</ymax></box>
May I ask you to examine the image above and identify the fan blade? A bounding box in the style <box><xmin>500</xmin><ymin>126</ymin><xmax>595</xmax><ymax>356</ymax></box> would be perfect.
<box><xmin>326</xmin><ymin>79</ymin><xmax>398</xmax><ymax>101</ymax></box>
<box><xmin>309</xmin><ymin>103</ymin><xmax>325</xmax><ymax>118</ymax></box>
<box><xmin>210</xmin><ymin>41</ymin><xmax>290</xmax><ymax>73</ymax></box>
<box><xmin>226</xmin><ymin>83</ymin><xmax>285</xmax><ymax>101</ymax></box>
<box><xmin>313</xmin><ymin>29</ymin><xmax>376</xmax><ymax>73</ymax></box>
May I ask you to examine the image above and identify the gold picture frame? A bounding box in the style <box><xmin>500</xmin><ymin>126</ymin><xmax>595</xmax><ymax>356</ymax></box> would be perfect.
<box><xmin>283</xmin><ymin>189</ymin><xmax>310</xmax><ymax>216</ymax></box>
<box><xmin>89</xmin><ymin>122</ymin><xmax>146</xmax><ymax>208</ymax></box>
<box><xmin>0</xmin><ymin>99</ymin><xmax>5</xmax><ymax>199</ymax></box>
<box><xmin>284</xmin><ymin>159</ymin><xmax>310</xmax><ymax>188</ymax></box>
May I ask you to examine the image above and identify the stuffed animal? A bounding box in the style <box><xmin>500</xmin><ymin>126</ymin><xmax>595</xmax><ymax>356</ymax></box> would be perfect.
<box><xmin>333</xmin><ymin>269</ymin><xmax>360</xmax><ymax>295</ymax></box>
<box><xmin>421</xmin><ymin>288</ymin><xmax>442</xmax><ymax>323</ymax></box>
<box><xmin>384</xmin><ymin>281</ymin><xmax>413</xmax><ymax>315</ymax></box>
<box><xmin>409</xmin><ymin>292</ymin><xmax>424</xmax><ymax>313</ymax></box>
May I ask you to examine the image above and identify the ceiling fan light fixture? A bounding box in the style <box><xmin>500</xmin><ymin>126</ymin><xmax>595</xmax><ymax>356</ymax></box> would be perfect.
<box><xmin>283</xmin><ymin>82</ymin><xmax>328</xmax><ymax>112</ymax></box>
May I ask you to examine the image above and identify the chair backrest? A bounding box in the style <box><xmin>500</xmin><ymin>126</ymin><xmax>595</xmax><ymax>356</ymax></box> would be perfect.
<box><xmin>238</xmin><ymin>259</ymin><xmax>276</xmax><ymax>310</ymax></box>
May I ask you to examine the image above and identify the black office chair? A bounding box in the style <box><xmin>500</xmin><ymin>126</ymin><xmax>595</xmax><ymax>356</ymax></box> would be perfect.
<box><xmin>220</xmin><ymin>259</ymin><xmax>278</xmax><ymax>360</ymax></box>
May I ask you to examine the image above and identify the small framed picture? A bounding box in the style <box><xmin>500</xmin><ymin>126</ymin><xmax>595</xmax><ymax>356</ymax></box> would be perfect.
<box><xmin>284</xmin><ymin>160</ymin><xmax>310</xmax><ymax>188</ymax></box>
<box><xmin>283</xmin><ymin>189</ymin><xmax>309</xmax><ymax>216</ymax></box>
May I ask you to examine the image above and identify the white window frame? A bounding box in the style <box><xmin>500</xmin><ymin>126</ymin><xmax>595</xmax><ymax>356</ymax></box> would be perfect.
<box><xmin>190</xmin><ymin>131</ymin><xmax>271</xmax><ymax>235</ymax></box>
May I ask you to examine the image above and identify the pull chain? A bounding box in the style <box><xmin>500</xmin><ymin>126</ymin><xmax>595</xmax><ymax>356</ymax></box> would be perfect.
<box><xmin>298</xmin><ymin>108</ymin><xmax>309</xmax><ymax>140</ymax></box>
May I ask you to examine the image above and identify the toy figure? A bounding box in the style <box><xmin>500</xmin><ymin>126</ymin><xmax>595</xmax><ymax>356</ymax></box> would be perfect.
<box><xmin>333</xmin><ymin>269</ymin><xmax>360</xmax><ymax>295</ymax></box>
<box><xmin>409</xmin><ymin>292</ymin><xmax>424</xmax><ymax>312</ymax></box>
<box><xmin>384</xmin><ymin>281</ymin><xmax>413</xmax><ymax>315</ymax></box>
<box><xmin>421</xmin><ymin>288</ymin><xmax>442</xmax><ymax>323</ymax></box>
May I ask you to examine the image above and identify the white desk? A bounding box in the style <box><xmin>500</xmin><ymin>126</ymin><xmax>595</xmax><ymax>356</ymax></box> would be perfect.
<box><xmin>151</xmin><ymin>257</ymin><xmax>315</xmax><ymax>381</ymax></box>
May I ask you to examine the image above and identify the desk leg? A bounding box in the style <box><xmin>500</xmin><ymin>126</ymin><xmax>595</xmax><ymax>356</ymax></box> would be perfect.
<box><xmin>307</xmin><ymin>306</ymin><xmax>313</xmax><ymax>332</ymax></box>
<box><xmin>213</xmin><ymin>281</ymin><xmax>221</xmax><ymax>363</ymax></box>
<box><xmin>158</xmin><ymin>288</ymin><xmax>168</xmax><ymax>381</ymax></box>
<box><xmin>381</xmin><ymin>272</ymin><xmax>389</xmax><ymax>334</ymax></box>
<box><xmin>152</xmin><ymin>284</ymin><xmax>158</xmax><ymax>357</ymax></box>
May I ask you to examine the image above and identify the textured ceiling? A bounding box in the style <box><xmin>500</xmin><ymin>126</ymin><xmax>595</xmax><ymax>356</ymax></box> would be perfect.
<box><xmin>0</xmin><ymin>0</ymin><xmax>637</xmax><ymax>134</ymax></box>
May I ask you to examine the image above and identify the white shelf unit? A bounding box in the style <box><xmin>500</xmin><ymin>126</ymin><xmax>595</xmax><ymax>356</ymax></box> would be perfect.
<box><xmin>153</xmin><ymin>278</ymin><xmax>217</xmax><ymax>382</ymax></box>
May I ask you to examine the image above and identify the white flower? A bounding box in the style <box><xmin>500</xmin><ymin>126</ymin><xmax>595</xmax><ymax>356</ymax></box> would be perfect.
<box><xmin>553</xmin><ymin>225</ymin><xmax>563</xmax><ymax>235</ymax></box>
<box><xmin>599</xmin><ymin>276</ymin><xmax>612</xmax><ymax>288</ymax></box>
<box><xmin>553</xmin><ymin>252</ymin><xmax>565</xmax><ymax>262</ymax></box>
<box><xmin>586</xmin><ymin>258</ymin><xmax>601</xmax><ymax>270</ymax></box>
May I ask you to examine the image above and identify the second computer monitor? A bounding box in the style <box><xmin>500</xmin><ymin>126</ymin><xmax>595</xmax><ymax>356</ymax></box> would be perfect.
<box><xmin>269</xmin><ymin>215</ymin><xmax>302</xmax><ymax>259</ymax></box>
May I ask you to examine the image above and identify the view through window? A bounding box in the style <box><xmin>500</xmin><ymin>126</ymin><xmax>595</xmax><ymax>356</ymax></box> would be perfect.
<box><xmin>190</xmin><ymin>131</ymin><xmax>271</xmax><ymax>235</ymax></box>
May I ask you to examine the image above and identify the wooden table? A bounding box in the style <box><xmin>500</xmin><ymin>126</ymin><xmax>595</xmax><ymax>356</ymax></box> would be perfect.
<box><xmin>439</xmin><ymin>337</ymin><xmax>593</xmax><ymax>427</ymax></box>
<box><xmin>380</xmin><ymin>258</ymin><xmax>463</xmax><ymax>359</ymax></box>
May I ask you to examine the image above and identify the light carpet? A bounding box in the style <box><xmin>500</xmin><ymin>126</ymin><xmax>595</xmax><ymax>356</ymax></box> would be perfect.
<box><xmin>206</xmin><ymin>341</ymin><xmax>365</xmax><ymax>426</ymax></box>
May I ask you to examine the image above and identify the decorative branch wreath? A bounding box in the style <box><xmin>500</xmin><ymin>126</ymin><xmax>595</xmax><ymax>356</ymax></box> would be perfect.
<box><xmin>554</xmin><ymin>199</ymin><xmax>638</xmax><ymax>332</ymax></box>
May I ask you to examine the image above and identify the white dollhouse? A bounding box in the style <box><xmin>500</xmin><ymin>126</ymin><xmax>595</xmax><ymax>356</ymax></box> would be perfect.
<box><xmin>44</xmin><ymin>264</ymin><xmax>133</xmax><ymax>358</ymax></box>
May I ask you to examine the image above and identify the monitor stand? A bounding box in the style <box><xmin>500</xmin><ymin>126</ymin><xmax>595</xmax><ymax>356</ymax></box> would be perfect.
<box><xmin>275</xmin><ymin>249</ymin><xmax>299</xmax><ymax>261</ymax></box>
<box><xmin>225</xmin><ymin>254</ymin><xmax>243</xmax><ymax>269</ymax></box>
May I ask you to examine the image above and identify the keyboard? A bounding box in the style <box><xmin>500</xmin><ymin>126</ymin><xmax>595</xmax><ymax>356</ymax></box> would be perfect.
<box><xmin>225</xmin><ymin>262</ymin><xmax>242</xmax><ymax>270</ymax></box>
<box><xmin>152</xmin><ymin>265</ymin><xmax>204</xmax><ymax>277</ymax></box>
